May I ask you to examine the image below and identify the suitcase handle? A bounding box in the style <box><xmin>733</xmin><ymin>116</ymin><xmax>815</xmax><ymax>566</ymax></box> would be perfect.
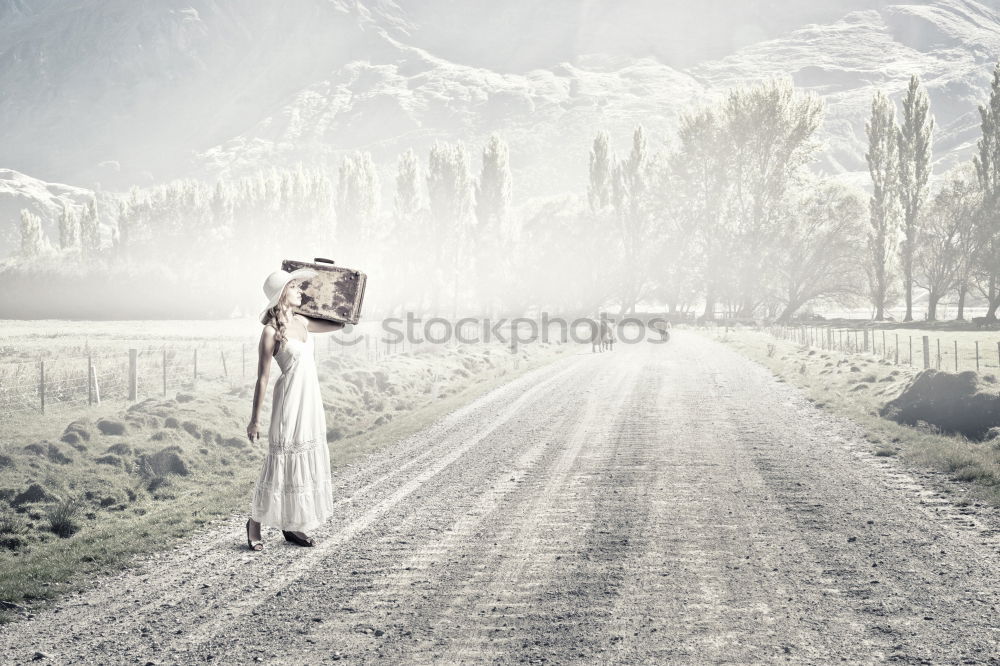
<box><xmin>314</xmin><ymin>257</ymin><xmax>335</xmax><ymax>265</ymax></box>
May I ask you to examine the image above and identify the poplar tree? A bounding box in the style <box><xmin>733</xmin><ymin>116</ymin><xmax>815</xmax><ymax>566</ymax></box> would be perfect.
<box><xmin>973</xmin><ymin>61</ymin><xmax>1000</xmax><ymax>320</ymax></box>
<box><xmin>588</xmin><ymin>131</ymin><xmax>612</xmax><ymax>212</ymax></box>
<box><xmin>394</xmin><ymin>149</ymin><xmax>421</xmax><ymax>221</ymax></box>
<box><xmin>392</xmin><ymin>149</ymin><xmax>422</xmax><ymax>312</ymax></box>
<box><xmin>865</xmin><ymin>90</ymin><xmax>902</xmax><ymax>320</ymax></box>
<box><xmin>613</xmin><ymin>125</ymin><xmax>653</xmax><ymax>315</ymax></box>
<box><xmin>475</xmin><ymin>134</ymin><xmax>513</xmax><ymax>316</ymax></box>
<box><xmin>898</xmin><ymin>74</ymin><xmax>934</xmax><ymax>321</ymax></box>
<box><xmin>19</xmin><ymin>209</ymin><xmax>42</xmax><ymax>258</ymax></box>
<box><xmin>58</xmin><ymin>203</ymin><xmax>78</xmax><ymax>250</ymax></box>
<box><xmin>80</xmin><ymin>199</ymin><xmax>101</xmax><ymax>259</ymax></box>
<box><xmin>336</xmin><ymin>151</ymin><xmax>380</xmax><ymax>251</ymax></box>
<box><xmin>427</xmin><ymin>141</ymin><xmax>475</xmax><ymax>317</ymax></box>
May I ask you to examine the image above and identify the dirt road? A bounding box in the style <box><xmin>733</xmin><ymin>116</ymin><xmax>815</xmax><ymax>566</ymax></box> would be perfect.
<box><xmin>4</xmin><ymin>331</ymin><xmax>1000</xmax><ymax>664</ymax></box>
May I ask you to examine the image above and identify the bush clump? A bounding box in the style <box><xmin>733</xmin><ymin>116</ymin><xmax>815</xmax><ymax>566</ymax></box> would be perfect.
<box><xmin>12</xmin><ymin>483</ymin><xmax>56</xmax><ymax>506</ymax></box>
<box><xmin>47</xmin><ymin>495</ymin><xmax>83</xmax><ymax>538</ymax></box>
<box><xmin>96</xmin><ymin>419</ymin><xmax>127</xmax><ymax>436</ymax></box>
<box><xmin>0</xmin><ymin>509</ymin><xmax>29</xmax><ymax>550</ymax></box>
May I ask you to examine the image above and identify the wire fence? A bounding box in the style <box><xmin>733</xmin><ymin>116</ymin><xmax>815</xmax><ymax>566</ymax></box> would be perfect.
<box><xmin>756</xmin><ymin>323</ymin><xmax>1000</xmax><ymax>374</ymax></box>
<box><xmin>0</xmin><ymin>323</ymin><xmax>498</xmax><ymax>422</ymax></box>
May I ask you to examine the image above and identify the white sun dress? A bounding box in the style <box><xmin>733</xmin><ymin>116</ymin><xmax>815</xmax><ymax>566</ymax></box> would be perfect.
<box><xmin>250</xmin><ymin>328</ymin><xmax>334</xmax><ymax>532</ymax></box>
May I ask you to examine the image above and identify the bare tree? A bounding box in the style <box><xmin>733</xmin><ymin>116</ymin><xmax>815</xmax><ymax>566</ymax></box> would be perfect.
<box><xmin>775</xmin><ymin>181</ymin><xmax>867</xmax><ymax>321</ymax></box>
<box><xmin>949</xmin><ymin>164</ymin><xmax>983</xmax><ymax>320</ymax></box>
<box><xmin>916</xmin><ymin>173</ymin><xmax>977</xmax><ymax>320</ymax></box>
<box><xmin>669</xmin><ymin>107</ymin><xmax>732</xmax><ymax>319</ymax></box>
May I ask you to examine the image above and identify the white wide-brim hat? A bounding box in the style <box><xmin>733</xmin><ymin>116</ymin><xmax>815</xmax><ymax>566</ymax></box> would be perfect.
<box><xmin>259</xmin><ymin>267</ymin><xmax>319</xmax><ymax>325</ymax></box>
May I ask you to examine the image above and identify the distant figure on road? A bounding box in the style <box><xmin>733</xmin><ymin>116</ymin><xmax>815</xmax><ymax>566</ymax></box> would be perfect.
<box><xmin>591</xmin><ymin>315</ymin><xmax>615</xmax><ymax>353</ymax></box>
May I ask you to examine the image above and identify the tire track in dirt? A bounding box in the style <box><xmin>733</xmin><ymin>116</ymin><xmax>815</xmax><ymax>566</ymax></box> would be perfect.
<box><xmin>175</xmin><ymin>352</ymin><xmax>623</xmax><ymax>663</ymax></box>
<box><xmin>6</xmin><ymin>331</ymin><xmax>1000</xmax><ymax>665</ymax></box>
<box><xmin>426</xmin><ymin>353</ymin><xmax>639</xmax><ymax>664</ymax></box>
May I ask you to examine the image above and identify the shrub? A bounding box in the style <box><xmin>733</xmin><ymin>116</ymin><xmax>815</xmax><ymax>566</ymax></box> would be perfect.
<box><xmin>96</xmin><ymin>419</ymin><xmax>127</xmax><ymax>436</ymax></box>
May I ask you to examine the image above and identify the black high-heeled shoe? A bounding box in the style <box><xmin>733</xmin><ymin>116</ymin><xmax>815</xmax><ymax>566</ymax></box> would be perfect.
<box><xmin>282</xmin><ymin>530</ymin><xmax>315</xmax><ymax>547</ymax></box>
<box><xmin>246</xmin><ymin>519</ymin><xmax>264</xmax><ymax>551</ymax></box>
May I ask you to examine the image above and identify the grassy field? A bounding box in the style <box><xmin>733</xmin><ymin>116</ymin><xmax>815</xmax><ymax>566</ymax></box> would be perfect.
<box><xmin>0</xmin><ymin>338</ymin><xmax>577</xmax><ymax>623</ymax></box>
<box><xmin>702</xmin><ymin>325</ymin><xmax>1000</xmax><ymax>506</ymax></box>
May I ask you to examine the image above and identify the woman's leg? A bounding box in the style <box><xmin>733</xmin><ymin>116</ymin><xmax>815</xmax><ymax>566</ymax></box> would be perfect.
<box><xmin>248</xmin><ymin>517</ymin><xmax>262</xmax><ymax>541</ymax></box>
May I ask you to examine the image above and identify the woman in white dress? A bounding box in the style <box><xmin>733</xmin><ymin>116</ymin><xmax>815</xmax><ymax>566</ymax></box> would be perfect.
<box><xmin>245</xmin><ymin>268</ymin><xmax>344</xmax><ymax>550</ymax></box>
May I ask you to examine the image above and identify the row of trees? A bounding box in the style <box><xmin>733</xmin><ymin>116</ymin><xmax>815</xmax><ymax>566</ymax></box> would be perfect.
<box><xmin>866</xmin><ymin>64</ymin><xmax>1000</xmax><ymax>322</ymax></box>
<box><xmin>15</xmin><ymin>137</ymin><xmax>516</xmax><ymax>319</ymax></box>
<box><xmin>15</xmin><ymin>62</ymin><xmax>1000</xmax><ymax>321</ymax></box>
<box><xmin>566</xmin><ymin>63</ymin><xmax>1000</xmax><ymax>321</ymax></box>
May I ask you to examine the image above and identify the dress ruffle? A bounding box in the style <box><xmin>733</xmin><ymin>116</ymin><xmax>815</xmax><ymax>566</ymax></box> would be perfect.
<box><xmin>250</xmin><ymin>444</ymin><xmax>334</xmax><ymax>531</ymax></box>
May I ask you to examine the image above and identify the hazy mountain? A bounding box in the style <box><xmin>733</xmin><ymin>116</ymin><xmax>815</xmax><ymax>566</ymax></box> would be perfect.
<box><xmin>1</xmin><ymin>0</ymin><xmax>999</xmax><ymax>241</ymax></box>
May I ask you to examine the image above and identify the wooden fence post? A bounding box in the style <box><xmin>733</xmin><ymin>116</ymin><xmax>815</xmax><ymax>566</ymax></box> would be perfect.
<box><xmin>895</xmin><ymin>334</ymin><xmax>899</xmax><ymax>365</ymax></box>
<box><xmin>220</xmin><ymin>349</ymin><xmax>228</xmax><ymax>378</ymax></box>
<box><xmin>954</xmin><ymin>340</ymin><xmax>958</xmax><ymax>372</ymax></box>
<box><xmin>39</xmin><ymin>359</ymin><xmax>45</xmax><ymax>415</ymax></box>
<box><xmin>937</xmin><ymin>339</ymin><xmax>941</xmax><ymax>369</ymax></box>
<box><xmin>976</xmin><ymin>341</ymin><xmax>980</xmax><ymax>372</ymax></box>
<box><xmin>909</xmin><ymin>336</ymin><xmax>913</xmax><ymax>366</ymax></box>
<box><xmin>922</xmin><ymin>336</ymin><xmax>929</xmax><ymax>369</ymax></box>
<box><xmin>88</xmin><ymin>353</ymin><xmax>94</xmax><ymax>405</ymax></box>
<box><xmin>193</xmin><ymin>348</ymin><xmax>198</xmax><ymax>386</ymax></box>
<box><xmin>129</xmin><ymin>349</ymin><xmax>137</xmax><ymax>401</ymax></box>
<box><xmin>864</xmin><ymin>329</ymin><xmax>869</xmax><ymax>353</ymax></box>
<box><xmin>882</xmin><ymin>331</ymin><xmax>886</xmax><ymax>358</ymax></box>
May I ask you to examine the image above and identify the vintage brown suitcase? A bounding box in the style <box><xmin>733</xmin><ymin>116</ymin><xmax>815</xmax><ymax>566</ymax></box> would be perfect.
<box><xmin>280</xmin><ymin>257</ymin><xmax>367</xmax><ymax>325</ymax></box>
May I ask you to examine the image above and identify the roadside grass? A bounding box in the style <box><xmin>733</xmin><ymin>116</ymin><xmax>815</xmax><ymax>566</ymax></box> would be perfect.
<box><xmin>0</xmin><ymin>340</ymin><xmax>576</xmax><ymax>624</ymax></box>
<box><xmin>705</xmin><ymin>327</ymin><xmax>1000</xmax><ymax>506</ymax></box>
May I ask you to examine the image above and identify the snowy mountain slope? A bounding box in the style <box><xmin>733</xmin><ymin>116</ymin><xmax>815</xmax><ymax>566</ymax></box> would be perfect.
<box><xmin>0</xmin><ymin>170</ymin><xmax>95</xmax><ymax>257</ymax></box>
<box><xmin>691</xmin><ymin>0</ymin><xmax>1000</xmax><ymax>178</ymax></box>
<box><xmin>1</xmin><ymin>0</ymin><xmax>999</xmax><ymax>210</ymax></box>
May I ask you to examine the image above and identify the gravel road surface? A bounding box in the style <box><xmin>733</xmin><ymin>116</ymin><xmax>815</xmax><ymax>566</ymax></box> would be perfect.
<box><xmin>3</xmin><ymin>330</ymin><xmax>1000</xmax><ymax>664</ymax></box>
